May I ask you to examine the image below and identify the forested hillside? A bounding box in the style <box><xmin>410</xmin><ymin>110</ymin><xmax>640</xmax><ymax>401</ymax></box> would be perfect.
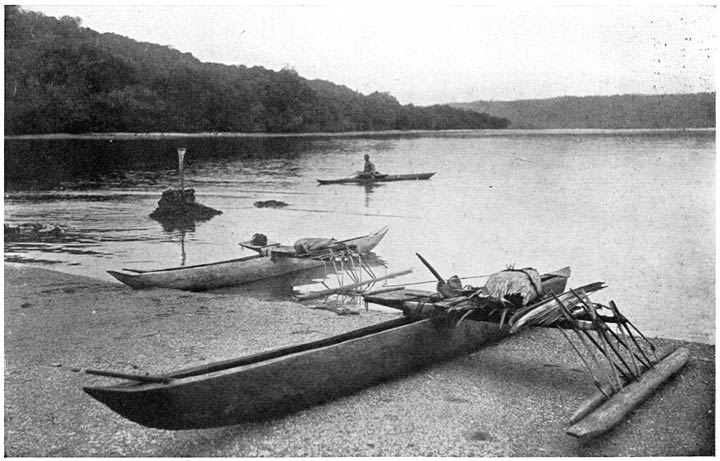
<box><xmin>4</xmin><ymin>6</ymin><xmax>508</xmax><ymax>135</ymax></box>
<box><xmin>453</xmin><ymin>93</ymin><xmax>715</xmax><ymax>129</ymax></box>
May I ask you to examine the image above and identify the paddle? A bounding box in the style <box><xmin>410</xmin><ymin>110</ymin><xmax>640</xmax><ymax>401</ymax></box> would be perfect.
<box><xmin>415</xmin><ymin>253</ymin><xmax>444</xmax><ymax>282</ymax></box>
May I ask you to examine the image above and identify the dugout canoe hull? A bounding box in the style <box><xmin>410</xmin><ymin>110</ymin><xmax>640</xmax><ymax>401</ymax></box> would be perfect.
<box><xmin>107</xmin><ymin>226</ymin><xmax>388</xmax><ymax>291</ymax></box>
<box><xmin>317</xmin><ymin>172</ymin><xmax>435</xmax><ymax>184</ymax></box>
<box><xmin>84</xmin><ymin>315</ymin><xmax>510</xmax><ymax>430</ymax></box>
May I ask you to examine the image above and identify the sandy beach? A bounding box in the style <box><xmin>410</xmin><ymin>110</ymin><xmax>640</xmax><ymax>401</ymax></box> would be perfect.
<box><xmin>3</xmin><ymin>264</ymin><xmax>714</xmax><ymax>457</ymax></box>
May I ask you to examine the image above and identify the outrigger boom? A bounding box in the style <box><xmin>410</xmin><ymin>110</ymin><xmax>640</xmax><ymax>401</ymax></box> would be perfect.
<box><xmin>364</xmin><ymin>256</ymin><xmax>689</xmax><ymax>439</ymax></box>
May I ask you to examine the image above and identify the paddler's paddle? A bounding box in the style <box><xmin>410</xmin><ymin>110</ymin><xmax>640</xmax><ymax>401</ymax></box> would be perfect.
<box><xmin>415</xmin><ymin>252</ymin><xmax>444</xmax><ymax>282</ymax></box>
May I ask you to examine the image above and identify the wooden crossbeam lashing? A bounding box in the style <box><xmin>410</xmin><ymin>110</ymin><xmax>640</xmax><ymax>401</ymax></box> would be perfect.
<box><xmin>555</xmin><ymin>297</ymin><xmax>690</xmax><ymax>438</ymax></box>
<box><xmin>347</xmin><ymin>256</ymin><xmax>689</xmax><ymax>439</ymax></box>
<box><xmin>297</xmin><ymin>249</ymin><xmax>411</xmax><ymax>303</ymax></box>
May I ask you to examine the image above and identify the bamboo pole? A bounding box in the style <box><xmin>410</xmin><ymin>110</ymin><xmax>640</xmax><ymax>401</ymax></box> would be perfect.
<box><xmin>296</xmin><ymin>269</ymin><xmax>413</xmax><ymax>300</ymax></box>
<box><xmin>573</xmin><ymin>290</ymin><xmax>636</xmax><ymax>382</ymax></box>
<box><xmin>556</xmin><ymin>326</ymin><xmax>608</xmax><ymax>397</ymax></box>
<box><xmin>566</xmin><ymin>299</ymin><xmax>628</xmax><ymax>385</ymax></box>
<box><xmin>555</xmin><ymin>294</ymin><xmax>613</xmax><ymax>396</ymax></box>
<box><xmin>610</xmin><ymin>300</ymin><xmax>658</xmax><ymax>363</ymax></box>
<box><xmin>364</xmin><ymin>286</ymin><xmax>405</xmax><ymax>296</ymax></box>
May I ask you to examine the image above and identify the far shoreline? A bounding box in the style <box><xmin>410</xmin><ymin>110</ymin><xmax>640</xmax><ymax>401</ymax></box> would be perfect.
<box><xmin>4</xmin><ymin>127</ymin><xmax>715</xmax><ymax>141</ymax></box>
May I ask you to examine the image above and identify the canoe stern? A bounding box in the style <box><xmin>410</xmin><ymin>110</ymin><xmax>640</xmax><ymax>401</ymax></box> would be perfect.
<box><xmin>106</xmin><ymin>270</ymin><xmax>144</xmax><ymax>289</ymax></box>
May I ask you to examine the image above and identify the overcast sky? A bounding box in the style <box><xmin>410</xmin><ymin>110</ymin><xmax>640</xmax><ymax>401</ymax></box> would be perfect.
<box><xmin>24</xmin><ymin>3</ymin><xmax>716</xmax><ymax>106</ymax></box>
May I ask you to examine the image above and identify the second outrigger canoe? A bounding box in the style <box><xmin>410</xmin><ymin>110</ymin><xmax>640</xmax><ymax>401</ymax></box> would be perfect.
<box><xmin>317</xmin><ymin>172</ymin><xmax>435</xmax><ymax>184</ymax></box>
<box><xmin>107</xmin><ymin>226</ymin><xmax>388</xmax><ymax>291</ymax></box>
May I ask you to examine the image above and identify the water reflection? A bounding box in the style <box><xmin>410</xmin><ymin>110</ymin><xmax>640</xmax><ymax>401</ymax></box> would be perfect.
<box><xmin>4</xmin><ymin>136</ymin><xmax>345</xmax><ymax>191</ymax></box>
<box><xmin>179</xmin><ymin>229</ymin><xmax>187</xmax><ymax>266</ymax></box>
<box><xmin>212</xmin><ymin>265</ymin><xmax>333</xmax><ymax>299</ymax></box>
<box><xmin>363</xmin><ymin>183</ymin><xmax>380</xmax><ymax>207</ymax></box>
<box><xmin>150</xmin><ymin>213</ymin><xmax>215</xmax><ymax>233</ymax></box>
<box><xmin>151</xmin><ymin>217</ymin><xmax>209</xmax><ymax>266</ymax></box>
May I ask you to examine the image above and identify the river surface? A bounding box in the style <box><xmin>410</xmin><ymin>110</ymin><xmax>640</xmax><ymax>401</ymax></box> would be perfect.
<box><xmin>4</xmin><ymin>129</ymin><xmax>715</xmax><ymax>344</ymax></box>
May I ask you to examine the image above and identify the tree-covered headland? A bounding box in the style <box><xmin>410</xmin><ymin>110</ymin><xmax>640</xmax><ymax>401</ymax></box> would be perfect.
<box><xmin>4</xmin><ymin>6</ymin><xmax>509</xmax><ymax>135</ymax></box>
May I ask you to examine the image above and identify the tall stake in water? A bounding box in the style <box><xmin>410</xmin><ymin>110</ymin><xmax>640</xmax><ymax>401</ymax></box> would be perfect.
<box><xmin>177</xmin><ymin>147</ymin><xmax>187</xmax><ymax>266</ymax></box>
<box><xmin>178</xmin><ymin>147</ymin><xmax>186</xmax><ymax>192</ymax></box>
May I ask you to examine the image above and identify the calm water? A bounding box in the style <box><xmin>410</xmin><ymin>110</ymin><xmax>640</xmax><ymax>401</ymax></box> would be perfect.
<box><xmin>4</xmin><ymin>130</ymin><xmax>715</xmax><ymax>344</ymax></box>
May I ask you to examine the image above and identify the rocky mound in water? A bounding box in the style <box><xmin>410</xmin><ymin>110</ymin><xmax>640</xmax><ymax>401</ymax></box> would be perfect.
<box><xmin>149</xmin><ymin>188</ymin><xmax>222</xmax><ymax>220</ymax></box>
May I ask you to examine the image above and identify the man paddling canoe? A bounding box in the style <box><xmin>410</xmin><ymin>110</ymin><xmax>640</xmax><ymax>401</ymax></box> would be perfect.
<box><xmin>359</xmin><ymin>154</ymin><xmax>378</xmax><ymax>178</ymax></box>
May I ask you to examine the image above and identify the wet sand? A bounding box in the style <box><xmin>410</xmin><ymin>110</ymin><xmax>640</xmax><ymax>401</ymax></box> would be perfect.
<box><xmin>3</xmin><ymin>264</ymin><xmax>714</xmax><ymax>457</ymax></box>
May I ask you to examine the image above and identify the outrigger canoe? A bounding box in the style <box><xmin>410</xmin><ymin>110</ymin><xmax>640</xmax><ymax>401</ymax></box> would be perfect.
<box><xmin>317</xmin><ymin>172</ymin><xmax>435</xmax><ymax>185</ymax></box>
<box><xmin>82</xmin><ymin>267</ymin><xmax>571</xmax><ymax>430</ymax></box>
<box><xmin>83</xmin><ymin>257</ymin><xmax>687</xmax><ymax>437</ymax></box>
<box><xmin>364</xmin><ymin>257</ymin><xmax>689</xmax><ymax>439</ymax></box>
<box><xmin>107</xmin><ymin>226</ymin><xmax>388</xmax><ymax>291</ymax></box>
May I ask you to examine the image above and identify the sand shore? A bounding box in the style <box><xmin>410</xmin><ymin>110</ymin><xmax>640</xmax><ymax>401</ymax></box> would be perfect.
<box><xmin>3</xmin><ymin>264</ymin><xmax>714</xmax><ymax>457</ymax></box>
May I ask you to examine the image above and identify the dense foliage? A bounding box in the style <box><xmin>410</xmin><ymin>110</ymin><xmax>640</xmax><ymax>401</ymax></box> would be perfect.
<box><xmin>453</xmin><ymin>93</ymin><xmax>715</xmax><ymax>129</ymax></box>
<box><xmin>4</xmin><ymin>6</ymin><xmax>508</xmax><ymax>135</ymax></box>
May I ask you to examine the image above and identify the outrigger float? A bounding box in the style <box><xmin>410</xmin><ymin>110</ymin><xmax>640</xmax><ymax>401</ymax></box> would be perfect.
<box><xmin>364</xmin><ymin>254</ymin><xmax>689</xmax><ymax>438</ymax></box>
<box><xmin>81</xmin><ymin>254</ymin><xmax>688</xmax><ymax>437</ymax></box>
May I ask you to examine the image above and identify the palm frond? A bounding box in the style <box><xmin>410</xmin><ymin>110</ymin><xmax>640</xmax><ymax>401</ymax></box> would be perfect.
<box><xmin>508</xmin><ymin>282</ymin><xmax>607</xmax><ymax>333</ymax></box>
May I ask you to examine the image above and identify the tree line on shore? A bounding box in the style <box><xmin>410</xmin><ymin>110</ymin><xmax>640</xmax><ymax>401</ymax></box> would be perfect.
<box><xmin>4</xmin><ymin>6</ymin><xmax>509</xmax><ymax>135</ymax></box>
<box><xmin>453</xmin><ymin>93</ymin><xmax>715</xmax><ymax>129</ymax></box>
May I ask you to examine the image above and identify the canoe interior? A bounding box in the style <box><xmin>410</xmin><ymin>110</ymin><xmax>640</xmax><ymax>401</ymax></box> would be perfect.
<box><xmin>122</xmin><ymin>253</ymin><xmax>263</xmax><ymax>274</ymax></box>
<box><xmin>83</xmin><ymin>315</ymin><xmax>510</xmax><ymax>430</ymax></box>
<box><xmin>364</xmin><ymin>267</ymin><xmax>571</xmax><ymax>312</ymax></box>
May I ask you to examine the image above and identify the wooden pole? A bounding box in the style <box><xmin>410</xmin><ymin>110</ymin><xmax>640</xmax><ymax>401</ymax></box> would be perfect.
<box><xmin>554</xmin><ymin>294</ymin><xmax>613</xmax><ymax>396</ymax></box>
<box><xmin>573</xmin><ymin>291</ymin><xmax>637</xmax><ymax>381</ymax></box>
<box><xmin>610</xmin><ymin>300</ymin><xmax>658</xmax><ymax>363</ymax></box>
<box><xmin>561</xmin><ymin>297</ymin><xmax>628</xmax><ymax>385</ymax></box>
<box><xmin>177</xmin><ymin>147</ymin><xmax>186</xmax><ymax>192</ymax></box>
<box><xmin>556</xmin><ymin>326</ymin><xmax>608</xmax><ymax>397</ymax></box>
<box><xmin>363</xmin><ymin>286</ymin><xmax>405</xmax><ymax>296</ymax></box>
<box><xmin>296</xmin><ymin>269</ymin><xmax>413</xmax><ymax>300</ymax></box>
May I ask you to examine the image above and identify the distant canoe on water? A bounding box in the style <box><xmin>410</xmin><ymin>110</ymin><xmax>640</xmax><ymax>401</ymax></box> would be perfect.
<box><xmin>317</xmin><ymin>172</ymin><xmax>435</xmax><ymax>185</ymax></box>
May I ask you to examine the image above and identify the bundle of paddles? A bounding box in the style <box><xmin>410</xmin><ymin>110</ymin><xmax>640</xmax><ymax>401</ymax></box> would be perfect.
<box><xmin>432</xmin><ymin>266</ymin><xmax>606</xmax><ymax>331</ymax></box>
